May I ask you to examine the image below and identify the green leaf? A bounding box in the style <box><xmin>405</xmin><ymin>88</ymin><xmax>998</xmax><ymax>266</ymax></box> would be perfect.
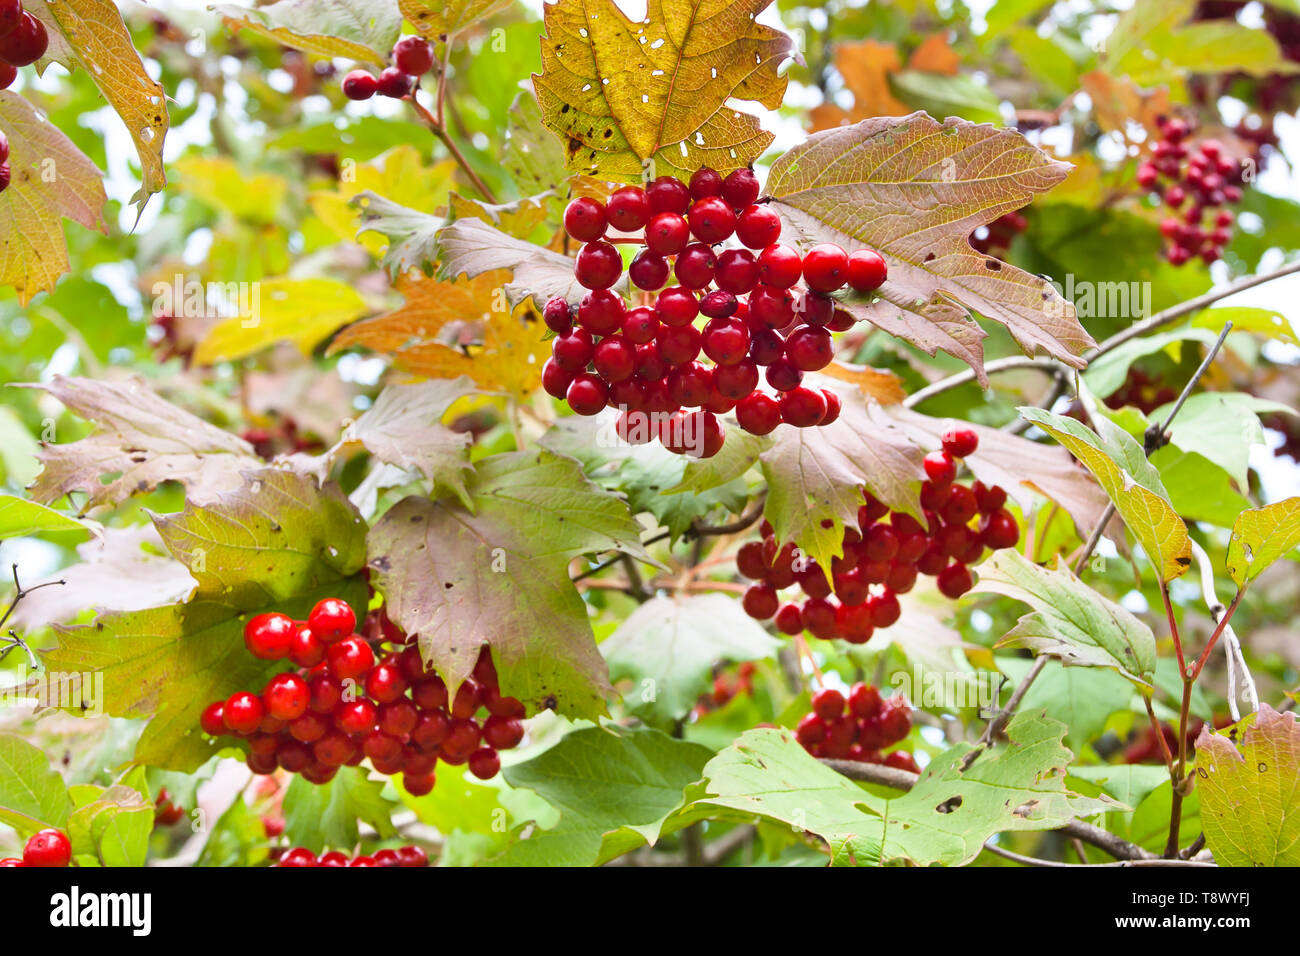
<box><xmin>215</xmin><ymin>0</ymin><xmax>402</xmax><ymax>64</ymax></box>
<box><xmin>1226</xmin><ymin>497</ymin><xmax>1300</xmax><ymax>589</ymax></box>
<box><xmin>999</xmin><ymin>656</ymin><xmax>1134</xmax><ymax>754</ymax></box>
<box><xmin>1020</xmin><ymin>407</ymin><xmax>1191</xmax><ymax>582</ymax></box>
<box><xmin>0</xmin><ymin>734</ymin><xmax>72</xmax><ymax>835</ymax></box>
<box><xmin>1068</xmin><ymin>764</ymin><xmax>1172</xmax><ymax>811</ymax></box>
<box><xmin>503</xmin><ymin>91</ymin><xmax>567</xmax><ymax>198</ymax></box>
<box><xmin>493</xmin><ymin>726</ymin><xmax>712</xmax><ymax>866</ymax></box>
<box><xmin>369</xmin><ymin>450</ymin><xmax>649</xmax><ymax>720</ymax></box>
<box><xmin>1153</xmin><ymin>447</ymin><xmax>1252</xmax><ymax>528</ymax></box>
<box><xmin>1196</xmin><ymin>705</ymin><xmax>1300</xmax><ymax>867</ymax></box>
<box><xmin>0</xmin><ymin>495</ymin><xmax>92</xmax><ymax>539</ymax></box>
<box><xmin>66</xmin><ymin>783</ymin><xmax>152</xmax><ymax>867</ymax></box>
<box><xmin>1083</xmin><ymin>327</ymin><xmax>1220</xmax><ymax>398</ymax></box>
<box><xmin>888</xmin><ymin>69</ymin><xmax>1002</xmax><ymax>124</ymax></box>
<box><xmin>603</xmin><ymin>594</ymin><xmax>780</xmax><ymax>727</ymax></box>
<box><xmin>351</xmin><ymin>192</ymin><xmax>446</xmax><ymax>279</ymax></box>
<box><xmin>698</xmin><ymin>719</ymin><xmax>1116</xmax><ymax>866</ymax></box>
<box><xmin>196</xmin><ymin>794</ymin><xmax>270</xmax><ymax>867</ymax></box>
<box><xmin>975</xmin><ymin>550</ymin><xmax>1157</xmax><ymax>687</ymax></box>
<box><xmin>1191</xmin><ymin>307</ymin><xmax>1297</xmax><ymax>346</ymax></box>
<box><xmin>1150</xmin><ymin>392</ymin><xmax>1293</xmax><ymax>490</ymax></box>
<box><xmin>42</xmin><ymin>470</ymin><xmax>369</xmax><ymax>771</ymax></box>
<box><xmin>282</xmin><ymin>766</ymin><xmax>398</xmax><ymax>854</ymax></box>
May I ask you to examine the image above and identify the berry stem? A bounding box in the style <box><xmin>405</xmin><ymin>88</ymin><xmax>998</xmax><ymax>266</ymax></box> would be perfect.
<box><xmin>408</xmin><ymin>84</ymin><xmax>498</xmax><ymax>204</ymax></box>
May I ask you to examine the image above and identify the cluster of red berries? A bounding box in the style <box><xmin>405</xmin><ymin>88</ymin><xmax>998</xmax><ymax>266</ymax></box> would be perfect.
<box><xmin>542</xmin><ymin>166</ymin><xmax>889</xmax><ymax>458</ymax></box>
<box><xmin>1102</xmin><ymin>366</ymin><xmax>1178</xmax><ymax>416</ymax></box>
<box><xmin>969</xmin><ymin>210</ymin><xmax>1028</xmax><ymax>255</ymax></box>
<box><xmin>340</xmin><ymin>35</ymin><xmax>433</xmax><ymax>101</ymax></box>
<box><xmin>154</xmin><ymin>788</ymin><xmax>185</xmax><ymax>827</ymax></box>
<box><xmin>692</xmin><ymin>661</ymin><xmax>757</xmax><ymax>719</ymax></box>
<box><xmin>1</xmin><ymin>828</ymin><xmax>72</xmax><ymax>867</ymax></box>
<box><xmin>0</xmin><ymin>0</ymin><xmax>48</xmax><ymax>92</ymax></box>
<box><xmin>198</xmin><ymin>598</ymin><xmax>526</xmax><ymax>795</ymax></box>
<box><xmin>796</xmin><ymin>684</ymin><xmax>917</xmax><ymax>770</ymax></box>
<box><xmin>1139</xmin><ymin>117</ymin><xmax>1243</xmax><ymax>266</ymax></box>
<box><xmin>274</xmin><ymin>845</ymin><xmax>429</xmax><ymax>867</ymax></box>
<box><xmin>240</xmin><ymin>415</ymin><xmax>325</xmax><ymax>460</ymax></box>
<box><xmin>737</xmin><ymin>427</ymin><xmax>1019</xmax><ymax>643</ymax></box>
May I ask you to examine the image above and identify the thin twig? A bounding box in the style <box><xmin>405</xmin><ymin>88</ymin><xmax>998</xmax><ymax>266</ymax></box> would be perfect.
<box><xmin>982</xmin><ymin>841</ymin><xmax>1214</xmax><ymax>868</ymax></box>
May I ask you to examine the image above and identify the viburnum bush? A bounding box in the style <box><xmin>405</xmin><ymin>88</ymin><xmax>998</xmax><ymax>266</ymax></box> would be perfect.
<box><xmin>0</xmin><ymin>0</ymin><xmax>1298</xmax><ymax>881</ymax></box>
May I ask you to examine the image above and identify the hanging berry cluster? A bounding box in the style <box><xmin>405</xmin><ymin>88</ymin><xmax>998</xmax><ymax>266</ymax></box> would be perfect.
<box><xmin>198</xmin><ymin>599</ymin><xmax>526</xmax><ymax>795</ymax></box>
<box><xmin>275</xmin><ymin>845</ymin><xmax>429</xmax><ymax>867</ymax></box>
<box><xmin>0</xmin><ymin>0</ymin><xmax>49</xmax><ymax>94</ymax></box>
<box><xmin>1</xmin><ymin>828</ymin><xmax>72</xmax><ymax>867</ymax></box>
<box><xmin>543</xmin><ymin>166</ymin><xmax>889</xmax><ymax>458</ymax></box>
<box><xmin>340</xmin><ymin>35</ymin><xmax>434</xmax><ymax>101</ymax></box>
<box><xmin>737</xmin><ymin>428</ymin><xmax>1019</xmax><ymax>643</ymax></box>
<box><xmin>796</xmin><ymin>685</ymin><xmax>917</xmax><ymax>770</ymax></box>
<box><xmin>1138</xmin><ymin>117</ymin><xmax>1243</xmax><ymax>266</ymax></box>
<box><xmin>692</xmin><ymin>661</ymin><xmax>758</xmax><ymax>719</ymax></box>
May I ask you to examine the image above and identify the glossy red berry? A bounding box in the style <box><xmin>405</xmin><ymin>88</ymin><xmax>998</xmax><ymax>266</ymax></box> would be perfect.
<box><xmin>936</xmin><ymin>562</ymin><xmax>974</xmax><ymax>599</ymax></box>
<box><xmin>765</xmin><ymin>357</ymin><xmax>803</xmax><ymax>393</ymax></box>
<box><xmin>621</xmin><ymin>306</ymin><xmax>660</xmax><ymax>344</ymax></box>
<box><xmin>735</xmin><ymin>390</ymin><xmax>782</xmax><ymax>435</ymax></box>
<box><xmin>341</xmin><ymin>69</ymin><xmax>378</xmax><ymax>100</ymax></box>
<box><xmin>566</xmin><ymin>373</ymin><xmax>609</xmax><ymax>415</ymax></box>
<box><xmin>309</xmin><ymin>598</ymin><xmax>356</xmax><ymax>642</ymax></box>
<box><xmin>848</xmin><ymin>682</ymin><xmax>883</xmax><ymax>719</ymax></box>
<box><xmin>335</xmin><ymin>698</ymin><xmax>378</xmax><ymax>737</ymax></box>
<box><xmin>714</xmin><ymin>360</ymin><xmax>759</xmax><ymax>400</ymax></box>
<box><xmin>742</xmin><ymin>583</ymin><xmax>779</xmax><ymax>620</ymax></box>
<box><xmin>687</xmin><ymin>196</ymin><xmax>736</xmax><ymax>243</ymax></box>
<box><xmin>735</xmin><ymin>205</ymin><xmax>781</xmax><ymax>249</ymax></box>
<box><xmin>542</xmin><ymin>296</ymin><xmax>573</xmax><ymax>334</ymax></box>
<box><xmin>575</xmin><ymin>240</ymin><xmax>622</xmax><ymax>290</ymax></box>
<box><xmin>541</xmin><ymin>359</ymin><xmax>573</xmax><ymax>400</ymax></box>
<box><xmin>278</xmin><ymin>847</ymin><xmax>317</xmax><ymax>867</ymax></box>
<box><xmin>846</xmin><ymin>249</ymin><xmax>888</xmax><ymax>292</ymax></box>
<box><xmin>657</xmin><ymin>324</ymin><xmax>702</xmax><ymax>365</ymax></box>
<box><xmin>674</xmin><ymin>242</ymin><xmax>717</xmax><ymax>288</ymax></box>
<box><xmin>0</xmin><ymin>13</ymin><xmax>48</xmax><ymax>67</ymax></box>
<box><xmin>812</xmin><ymin>687</ymin><xmax>845</xmax><ymax>721</ymax></box>
<box><xmin>646</xmin><ymin>176</ymin><xmax>691</xmax><ymax>214</ymax></box>
<box><xmin>223</xmin><ymin>691</ymin><xmax>265</xmax><ymax>734</ymax></box>
<box><xmin>376</xmin><ymin>66</ymin><xmax>413</xmax><ymax>98</ymax></box>
<box><xmin>756</xmin><ymin>244</ymin><xmax>802</xmax><ymax>288</ymax></box>
<box><xmin>0</xmin><ymin>62</ymin><xmax>15</xmax><ymax>93</ymax></box>
<box><xmin>606</xmin><ymin>185</ymin><xmax>650</xmax><ymax>232</ymax></box>
<box><xmin>784</xmin><ymin>327</ymin><xmax>833</xmax><ymax>372</ymax></box>
<box><xmin>819</xmin><ymin>390</ymin><xmax>842</xmax><ymax>425</ymax></box>
<box><xmin>644</xmin><ymin>211</ymin><xmax>690</xmax><ymax>255</ymax></box>
<box><xmin>397</xmin><ymin>846</ymin><xmax>429</xmax><ymax>867</ymax></box>
<box><xmin>721</xmin><ymin>168</ymin><xmax>761</xmax><ymax>208</ymax></box>
<box><xmin>702</xmin><ymin>317</ymin><xmax>750</xmax><ymax>366</ymax></box>
<box><xmin>244</xmin><ymin>612</ymin><xmax>295</xmax><ymax>660</ymax></box>
<box><xmin>263</xmin><ymin>673</ymin><xmax>310</xmax><ymax>721</ymax></box>
<box><xmin>564</xmin><ymin>197</ymin><xmax>607</xmax><ymax>242</ymax></box>
<box><xmin>468</xmin><ymin>747</ymin><xmax>502</xmax><ymax>780</ymax></box>
<box><xmin>940</xmin><ymin>426</ymin><xmax>979</xmax><ymax>459</ymax></box>
<box><xmin>365</xmin><ymin>663</ymin><xmax>408</xmax><ymax>703</ymax></box>
<box><xmin>482</xmin><ymin>715</ymin><xmax>525</xmax><ymax>750</ymax></box>
<box><xmin>779</xmin><ymin>386</ymin><xmax>827</xmax><ymax>427</ymax></box>
<box><xmin>593</xmin><ymin>336</ymin><xmax>636</xmax><ymax>382</ymax></box>
<box><xmin>200</xmin><ymin>701</ymin><xmax>227</xmax><ymax>736</ymax></box>
<box><xmin>551</xmin><ymin>328</ymin><xmax>594</xmax><ymax>371</ymax></box>
<box><xmin>981</xmin><ymin>508</ymin><xmax>1020</xmax><ymax>549</ymax></box>
<box><xmin>393</xmin><ymin>35</ymin><xmax>434</xmax><ymax>75</ymax></box>
<box><xmin>628</xmin><ymin>249</ymin><xmax>669</xmax><ymax>290</ymax></box>
<box><xmin>774</xmin><ymin>602</ymin><xmax>804</xmax><ymax>634</ymax></box>
<box><xmin>714</xmin><ymin>248</ymin><xmax>760</xmax><ymax>294</ymax></box>
<box><xmin>923</xmin><ymin>450</ymin><xmax>956</xmax><ymax>487</ymax></box>
<box><xmin>802</xmin><ymin>243</ymin><xmax>849</xmax><ymax>292</ymax></box>
<box><xmin>688</xmin><ymin>167</ymin><xmax>723</xmax><ymax>198</ymax></box>
<box><xmin>655</xmin><ymin>286</ymin><xmax>699</xmax><ymax>327</ymax></box>
<box><xmin>326</xmin><ymin>636</ymin><xmax>375</xmax><ymax>681</ymax></box>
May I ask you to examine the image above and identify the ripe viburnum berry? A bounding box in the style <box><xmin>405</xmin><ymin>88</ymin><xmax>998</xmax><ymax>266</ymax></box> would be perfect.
<box><xmin>846</xmin><ymin>249</ymin><xmax>888</xmax><ymax>292</ymax></box>
<box><xmin>341</xmin><ymin>70</ymin><xmax>378</xmax><ymax>100</ymax></box>
<box><xmin>309</xmin><ymin>597</ymin><xmax>356</xmax><ymax>641</ymax></box>
<box><xmin>393</xmin><ymin>35</ymin><xmax>434</xmax><ymax>75</ymax></box>
<box><xmin>23</xmin><ymin>829</ymin><xmax>72</xmax><ymax>868</ymax></box>
<box><xmin>244</xmin><ymin>612</ymin><xmax>295</xmax><ymax>660</ymax></box>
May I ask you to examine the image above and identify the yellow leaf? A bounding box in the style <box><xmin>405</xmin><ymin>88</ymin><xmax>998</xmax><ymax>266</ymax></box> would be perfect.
<box><xmin>401</xmin><ymin>0</ymin><xmax>514</xmax><ymax>36</ymax></box>
<box><xmin>817</xmin><ymin>361</ymin><xmax>905</xmax><ymax>406</ymax></box>
<box><xmin>1079</xmin><ymin>71</ymin><xmax>1170</xmax><ymax>140</ymax></box>
<box><xmin>30</xmin><ymin>0</ymin><xmax>169</xmax><ymax>204</ymax></box>
<box><xmin>309</xmin><ymin>147</ymin><xmax>455</xmax><ymax>249</ymax></box>
<box><xmin>0</xmin><ymin>91</ymin><xmax>107</xmax><ymax>305</ymax></box>
<box><xmin>533</xmin><ymin>0</ymin><xmax>793</xmax><ymax>182</ymax></box>
<box><xmin>449</xmin><ymin>191</ymin><xmax>552</xmax><ymax>240</ymax></box>
<box><xmin>1226</xmin><ymin>497</ymin><xmax>1300</xmax><ymax>589</ymax></box>
<box><xmin>174</xmin><ymin>156</ymin><xmax>290</xmax><ymax>225</ymax></box>
<box><xmin>193</xmin><ymin>279</ymin><xmax>370</xmax><ymax>365</ymax></box>
<box><xmin>215</xmin><ymin>0</ymin><xmax>401</xmax><ymax>64</ymax></box>
<box><xmin>330</xmin><ymin>271</ymin><xmax>549</xmax><ymax>399</ymax></box>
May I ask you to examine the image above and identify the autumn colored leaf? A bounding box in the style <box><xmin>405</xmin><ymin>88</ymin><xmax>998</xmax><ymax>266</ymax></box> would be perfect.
<box><xmin>808</xmin><ymin>40</ymin><xmax>908</xmax><ymax>132</ymax></box>
<box><xmin>22</xmin><ymin>375</ymin><xmax>262</xmax><ymax>511</ymax></box>
<box><xmin>400</xmin><ymin>0</ymin><xmax>513</xmax><ymax>37</ymax></box>
<box><xmin>505</xmin><ymin>89</ymin><xmax>568</xmax><ymax>198</ymax></box>
<box><xmin>173</xmin><ymin>156</ymin><xmax>290</xmax><ymax>225</ymax></box>
<box><xmin>817</xmin><ymin>362</ymin><xmax>905</xmax><ymax>406</ymax></box>
<box><xmin>435</xmin><ymin>217</ymin><xmax>589</xmax><ymax>306</ymax></box>
<box><xmin>0</xmin><ymin>91</ymin><xmax>107</xmax><ymax>305</ymax></box>
<box><xmin>215</xmin><ymin>0</ymin><xmax>402</xmax><ymax>64</ymax></box>
<box><xmin>767</xmin><ymin>113</ymin><xmax>1091</xmax><ymax>385</ymax></box>
<box><xmin>329</xmin><ymin>270</ymin><xmax>549</xmax><ymax>399</ymax></box>
<box><xmin>908</xmin><ymin>32</ymin><xmax>960</xmax><ymax>75</ymax></box>
<box><xmin>29</xmin><ymin>0</ymin><xmax>168</xmax><ymax>205</ymax></box>
<box><xmin>449</xmin><ymin>191</ymin><xmax>553</xmax><ymax>241</ymax></box>
<box><xmin>1079</xmin><ymin>71</ymin><xmax>1171</xmax><ymax>141</ymax></box>
<box><xmin>533</xmin><ymin>0</ymin><xmax>794</xmax><ymax>181</ymax></box>
<box><xmin>1225</xmin><ymin>497</ymin><xmax>1300</xmax><ymax>589</ymax></box>
<box><xmin>193</xmin><ymin>278</ymin><xmax>370</xmax><ymax>365</ymax></box>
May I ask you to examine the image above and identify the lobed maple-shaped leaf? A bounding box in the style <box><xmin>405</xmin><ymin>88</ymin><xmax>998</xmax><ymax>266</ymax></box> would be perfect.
<box><xmin>760</xmin><ymin>391</ymin><xmax>924</xmax><ymax>577</ymax></box>
<box><xmin>29</xmin><ymin>0</ymin><xmax>168</xmax><ymax>205</ymax></box>
<box><xmin>39</xmin><ymin>470</ymin><xmax>369</xmax><ymax>771</ymax></box>
<box><xmin>215</xmin><ymin>0</ymin><xmax>402</xmax><ymax>64</ymax></box>
<box><xmin>22</xmin><ymin>375</ymin><xmax>261</xmax><ymax>511</ymax></box>
<box><xmin>766</xmin><ymin>113</ymin><xmax>1092</xmax><ymax>385</ymax></box>
<box><xmin>0</xmin><ymin>92</ymin><xmax>107</xmax><ymax>305</ymax></box>
<box><xmin>329</xmin><ymin>270</ymin><xmax>550</xmax><ymax>399</ymax></box>
<box><xmin>350</xmin><ymin>192</ymin><xmax>447</xmax><ymax>279</ymax></box>
<box><xmin>533</xmin><ymin>0</ymin><xmax>794</xmax><ymax>181</ymax></box>
<box><xmin>699</xmin><ymin>717</ymin><xmax>1117</xmax><ymax>866</ymax></box>
<box><xmin>400</xmin><ymin>0</ymin><xmax>514</xmax><ymax>37</ymax></box>
<box><xmin>1196</xmin><ymin>705</ymin><xmax>1300</xmax><ymax>867</ymax></box>
<box><xmin>367</xmin><ymin>450</ymin><xmax>650</xmax><ymax>720</ymax></box>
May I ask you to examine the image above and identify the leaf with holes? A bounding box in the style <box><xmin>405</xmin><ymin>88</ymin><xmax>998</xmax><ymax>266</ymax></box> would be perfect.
<box><xmin>367</xmin><ymin>450</ymin><xmax>649</xmax><ymax>720</ymax></box>
<box><xmin>0</xmin><ymin>92</ymin><xmax>107</xmax><ymax>305</ymax></box>
<box><xmin>603</xmin><ymin>594</ymin><xmax>780</xmax><ymax>727</ymax></box>
<box><xmin>22</xmin><ymin>375</ymin><xmax>261</xmax><ymax>510</ymax></box>
<box><xmin>1196</xmin><ymin>705</ymin><xmax>1300</xmax><ymax>867</ymax></box>
<box><xmin>216</xmin><ymin>0</ymin><xmax>402</xmax><ymax>64</ymax></box>
<box><xmin>39</xmin><ymin>470</ymin><xmax>369</xmax><ymax>771</ymax></box>
<box><xmin>975</xmin><ymin>550</ymin><xmax>1157</xmax><ymax>687</ymax></box>
<box><xmin>767</xmin><ymin>113</ymin><xmax>1091</xmax><ymax>385</ymax></box>
<box><xmin>761</xmin><ymin>394</ymin><xmax>924</xmax><ymax>578</ymax></box>
<box><xmin>1020</xmin><ymin>408</ymin><xmax>1191</xmax><ymax>582</ymax></box>
<box><xmin>698</xmin><ymin>718</ymin><xmax>1116</xmax><ymax>866</ymax></box>
<box><xmin>29</xmin><ymin>0</ymin><xmax>168</xmax><ymax>205</ymax></box>
<box><xmin>400</xmin><ymin>0</ymin><xmax>514</xmax><ymax>37</ymax></box>
<box><xmin>533</xmin><ymin>0</ymin><xmax>794</xmax><ymax>181</ymax></box>
<box><xmin>1226</xmin><ymin>497</ymin><xmax>1300</xmax><ymax>590</ymax></box>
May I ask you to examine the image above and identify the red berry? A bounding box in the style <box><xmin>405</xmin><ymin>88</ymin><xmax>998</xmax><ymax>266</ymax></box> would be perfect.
<box><xmin>621</xmin><ymin>306</ymin><xmax>660</xmax><ymax>344</ymax></box>
<box><xmin>645</xmin><ymin>211</ymin><xmax>690</xmax><ymax>255</ymax></box>
<box><xmin>756</xmin><ymin>244</ymin><xmax>802</xmax><ymax>288</ymax></box>
<box><xmin>812</xmin><ymin>687</ymin><xmax>845</xmax><ymax>721</ymax></box>
<box><xmin>699</xmin><ymin>290</ymin><xmax>738</xmax><ymax>319</ymax></box>
<box><xmin>244</xmin><ymin>612</ymin><xmax>295</xmax><ymax>660</ymax></box>
<box><xmin>655</xmin><ymin>286</ymin><xmax>699</xmax><ymax>326</ymax></box>
<box><xmin>657</xmin><ymin>324</ymin><xmax>702</xmax><ymax>365</ymax></box>
<box><xmin>714</xmin><ymin>360</ymin><xmax>759</xmax><ymax>400</ymax></box>
<box><xmin>441</xmin><ymin>718</ymin><xmax>482</xmax><ymax>759</ymax></box>
<box><xmin>802</xmin><ymin>243</ymin><xmax>849</xmax><ymax>292</ymax></box>
<box><xmin>773</xmin><ymin>601</ymin><xmax>804</xmax><ymax>634</ymax></box>
<box><xmin>365</xmin><ymin>663</ymin><xmax>408</xmax><ymax>703</ymax></box>
<box><xmin>735</xmin><ymin>390</ymin><xmax>782</xmax><ymax>435</ymax></box>
<box><xmin>628</xmin><ymin>249</ymin><xmax>669</xmax><ymax>290</ymax></box>
<box><xmin>336</xmin><ymin>698</ymin><xmax>378</xmax><ymax>736</ymax></box>
<box><xmin>0</xmin><ymin>13</ymin><xmax>47</xmax><ymax>67</ymax></box>
<box><xmin>868</xmin><ymin>591</ymin><xmax>901</xmax><ymax>628</ymax></box>
<box><xmin>341</xmin><ymin>69</ymin><xmax>378</xmax><ymax>100</ymax></box>
<box><xmin>551</xmin><ymin>327</ymin><xmax>594</xmax><ymax>370</ymax></box>
<box><xmin>576</xmin><ymin>289</ymin><xmax>623</xmax><ymax>335</ymax></box>
<box><xmin>0</xmin><ymin>62</ymin><xmax>14</xmax><ymax>92</ymax></box>
<box><xmin>941</xmin><ymin>484</ymin><xmax>978</xmax><ymax>525</ymax></box>
<box><xmin>566</xmin><ymin>373</ymin><xmax>609</xmax><ymax>415</ymax></box>
<box><xmin>765</xmin><ymin>357</ymin><xmax>803</xmax><ymax>393</ymax></box>
<box><xmin>687</xmin><ymin>196</ymin><xmax>736</xmax><ymax>243</ymax></box>
<box><xmin>468</xmin><ymin>747</ymin><xmax>502</xmax><ymax>780</ymax></box>
<box><xmin>378</xmin><ymin>699</ymin><xmax>420</xmax><ymax>737</ymax></box>
<box><xmin>200</xmin><ymin>700</ymin><xmax>226</xmax><ymax>736</ymax></box>
<box><xmin>940</xmin><ymin>426</ymin><xmax>979</xmax><ymax>458</ymax></box>
<box><xmin>263</xmin><ymin>673</ymin><xmax>310</xmax><ymax>721</ymax></box>
<box><xmin>647</xmin><ymin>176</ymin><xmax>690</xmax><ymax>213</ymax></box>
<box><xmin>564</xmin><ymin>197</ymin><xmax>607</xmax><ymax>242</ymax></box>
<box><xmin>397</xmin><ymin>846</ymin><xmax>429</xmax><ymax>867</ymax></box>
<box><xmin>714</xmin><ymin>248</ymin><xmax>760</xmax><ymax>293</ymax></box>
<box><xmin>309</xmin><ymin>598</ymin><xmax>355</xmax><ymax>641</ymax></box>
<box><xmin>835</xmin><ymin>602</ymin><xmax>874</xmax><ymax>643</ymax></box>
<box><xmin>802</xmin><ymin>597</ymin><xmax>838</xmax><ymax>638</ymax></box>
<box><xmin>784</xmin><ymin>326</ymin><xmax>833</xmax><ymax>371</ymax></box>
<box><xmin>482</xmin><ymin>715</ymin><xmax>525</xmax><ymax>749</ymax></box>
<box><xmin>402</xmin><ymin>772</ymin><xmax>436</xmax><ymax>797</ymax></box>
<box><xmin>721</xmin><ymin>168</ymin><xmax>761</xmax><ymax>208</ymax></box>
<box><xmin>376</xmin><ymin>66</ymin><xmax>413</xmax><ymax>98</ymax></box>
<box><xmin>827</xmin><ymin>307</ymin><xmax>855</xmax><ymax>332</ymax></box>
<box><xmin>747</xmin><ymin>328</ymin><xmax>785</xmax><ymax>366</ymax></box>
<box><xmin>742</xmin><ymin>583</ymin><xmax>779</xmax><ymax>619</ymax></box>
<box><xmin>593</xmin><ymin>336</ymin><xmax>636</xmax><ymax>382</ymax></box>
<box><xmin>795</xmin><ymin>290</ymin><xmax>834</xmax><ymax>327</ymax></box>
<box><xmin>778</xmin><ymin>386</ymin><xmax>827</xmax><ymax>427</ymax></box>
<box><xmin>606</xmin><ymin>185</ymin><xmax>650</xmax><ymax>232</ymax></box>
<box><xmin>278</xmin><ymin>847</ymin><xmax>318</xmax><ymax>867</ymax></box>
<box><xmin>981</xmin><ymin>508</ymin><xmax>1020</xmax><ymax>549</ymax></box>
<box><xmin>702</xmin><ymin>317</ymin><xmax>750</xmax><ymax>366</ymax></box>
<box><xmin>688</xmin><ymin>167</ymin><xmax>723</xmax><ymax>198</ymax></box>
<box><xmin>223</xmin><ymin>691</ymin><xmax>264</xmax><ymax>734</ymax></box>
<box><xmin>848</xmin><ymin>682</ymin><xmax>883</xmax><ymax>719</ymax></box>
<box><xmin>923</xmin><ymin>450</ymin><xmax>956</xmax><ymax>487</ymax></box>
<box><xmin>735</xmin><ymin>205</ymin><xmax>782</xmax><ymax>249</ymax></box>
<box><xmin>674</xmin><ymin>242</ymin><xmax>717</xmax><ymax>288</ymax></box>
<box><xmin>795</xmin><ymin>713</ymin><xmax>827</xmax><ymax>747</ymax></box>
<box><xmin>288</xmin><ymin>625</ymin><xmax>325</xmax><ymax>668</ymax></box>
<box><xmin>326</xmin><ymin>636</ymin><xmax>375</xmax><ymax>681</ymax></box>
<box><xmin>936</xmin><ymin>562</ymin><xmax>973</xmax><ymax>599</ymax></box>
<box><xmin>846</xmin><ymin>249</ymin><xmax>888</xmax><ymax>292</ymax></box>
<box><xmin>393</xmin><ymin>35</ymin><xmax>434</xmax><ymax>75</ymax></box>
<box><xmin>542</xmin><ymin>359</ymin><xmax>574</xmax><ymax>399</ymax></box>
<box><xmin>575</xmin><ymin>240</ymin><xmax>622</xmax><ymax>290</ymax></box>
<box><xmin>748</xmin><ymin>284</ymin><xmax>795</xmax><ymax>328</ymax></box>
<box><xmin>819</xmin><ymin>390</ymin><xmax>842</xmax><ymax>425</ymax></box>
